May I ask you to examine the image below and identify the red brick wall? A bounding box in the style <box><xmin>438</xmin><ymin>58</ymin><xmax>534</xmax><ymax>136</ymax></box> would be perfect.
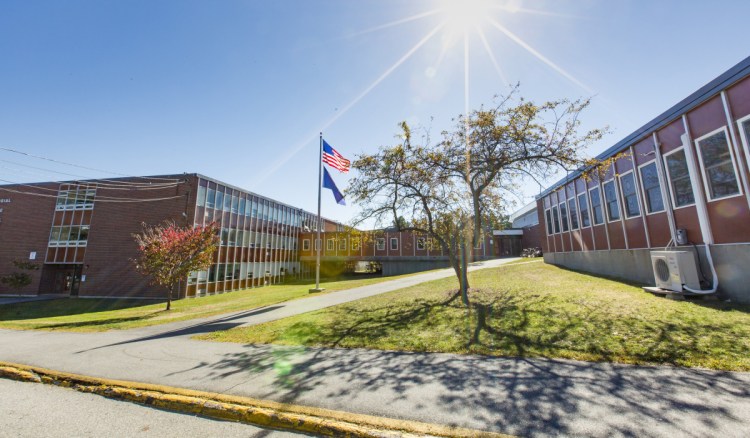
<box><xmin>0</xmin><ymin>184</ymin><xmax>57</xmax><ymax>295</ymax></box>
<box><xmin>0</xmin><ymin>175</ymin><xmax>195</xmax><ymax>298</ymax></box>
<box><xmin>81</xmin><ymin>175</ymin><xmax>195</xmax><ymax>298</ymax></box>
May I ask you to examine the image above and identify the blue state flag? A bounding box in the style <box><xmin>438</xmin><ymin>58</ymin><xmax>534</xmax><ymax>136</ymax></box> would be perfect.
<box><xmin>322</xmin><ymin>167</ymin><xmax>346</xmax><ymax>205</ymax></box>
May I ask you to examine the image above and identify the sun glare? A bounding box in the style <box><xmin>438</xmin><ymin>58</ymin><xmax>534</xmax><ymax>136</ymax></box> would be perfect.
<box><xmin>440</xmin><ymin>0</ymin><xmax>492</xmax><ymax>34</ymax></box>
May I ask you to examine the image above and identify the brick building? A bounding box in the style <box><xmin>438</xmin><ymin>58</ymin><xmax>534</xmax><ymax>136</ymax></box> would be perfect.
<box><xmin>537</xmin><ymin>56</ymin><xmax>750</xmax><ymax>303</ymax></box>
<box><xmin>0</xmin><ymin>174</ymin><xmax>337</xmax><ymax>299</ymax></box>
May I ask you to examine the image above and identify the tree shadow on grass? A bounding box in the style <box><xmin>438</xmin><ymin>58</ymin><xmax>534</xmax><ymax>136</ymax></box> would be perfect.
<box><xmin>0</xmin><ymin>298</ymin><xmax>162</xmax><ymax>321</ymax></box>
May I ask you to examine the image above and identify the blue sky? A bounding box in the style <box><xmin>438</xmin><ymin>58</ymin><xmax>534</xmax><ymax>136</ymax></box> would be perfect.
<box><xmin>1</xmin><ymin>0</ymin><xmax>749</xmax><ymax>225</ymax></box>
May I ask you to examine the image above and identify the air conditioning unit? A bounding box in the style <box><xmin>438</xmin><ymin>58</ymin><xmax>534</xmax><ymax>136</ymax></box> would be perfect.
<box><xmin>650</xmin><ymin>251</ymin><xmax>701</xmax><ymax>292</ymax></box>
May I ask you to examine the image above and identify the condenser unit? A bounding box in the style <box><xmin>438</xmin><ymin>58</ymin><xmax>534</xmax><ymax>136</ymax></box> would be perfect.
<box><xmin>650</xmin><ymin>251</ymin><xmax>701</xmax><ymax>292</ymax></box>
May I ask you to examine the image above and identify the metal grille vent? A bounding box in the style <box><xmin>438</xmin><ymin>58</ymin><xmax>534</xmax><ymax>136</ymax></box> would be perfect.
<box><xmin>654</xmin><ymin>258</ymin><xmax>671</xmax><ymax>283</ymax></box>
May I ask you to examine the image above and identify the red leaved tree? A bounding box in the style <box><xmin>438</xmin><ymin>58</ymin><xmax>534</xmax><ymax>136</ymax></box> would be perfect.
<box><xmin>133</xmin><ymin>221</ymin><xmax>219</xmax><ymax>310</ymax></box>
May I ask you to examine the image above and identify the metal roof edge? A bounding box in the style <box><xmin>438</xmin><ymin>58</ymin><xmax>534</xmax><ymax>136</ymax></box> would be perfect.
<box><xmin>537</xmin><ymin>55</ymin><xmax>750</xmax><ymax>199</ymax></box>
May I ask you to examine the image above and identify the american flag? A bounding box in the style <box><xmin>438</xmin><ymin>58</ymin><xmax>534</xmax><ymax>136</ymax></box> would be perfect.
<box><xmin>322</xmin><ymin>140</ymin><xmax>350</xmax><ymax>173</ymax></box>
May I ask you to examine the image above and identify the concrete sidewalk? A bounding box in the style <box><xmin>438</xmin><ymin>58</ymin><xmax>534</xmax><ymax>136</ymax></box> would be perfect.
<box><xmin>1</xmin><ymin>258</ymin><xmax>749</xmax><ymax>437</ymax></box>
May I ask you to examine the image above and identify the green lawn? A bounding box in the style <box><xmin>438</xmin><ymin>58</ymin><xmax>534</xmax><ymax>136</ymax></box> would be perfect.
<box><xmin>0</xmin><ymin>274</ymin><xmax>423</xmax><ymax>332</ymax></box>
<box><xmin>200</xmin><ymin>260</ymin><xmax>750</xmax><ymax>371</ymax></box>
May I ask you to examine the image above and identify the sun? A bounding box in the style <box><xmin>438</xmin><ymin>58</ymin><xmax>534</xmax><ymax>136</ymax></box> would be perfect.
<box><xmin>439</xmin><ymin>0</ymin><xmax>493</xmax><ymax>35</ymax></box>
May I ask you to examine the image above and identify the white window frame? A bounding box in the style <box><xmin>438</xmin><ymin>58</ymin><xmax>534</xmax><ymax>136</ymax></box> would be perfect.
<box><xmin>390</xmin><ymin>237</ymin><xmax>398</xmax><ymax>251</ymax></box>
<box><xmin>551</xmin><ymin>204</ymin><xmax>560</xmax><ymax>234</ymax></box>
<box><xmin>588</xmin><ymin>186</ymin><xmax>604</xmax><ymax>225</ymax></box>
<box><xmin>302</xmin><ymin>239</ymin><xmax>310</xmax><ymax>251</ymax></box>
<box><xmin>637</xmin><ymin>160</ymin><xmax>666</xmax><ymax>216</ymax></box>
<box><xmin>577</xmin><ymin>192</ymin><xmax>591</xmax><ymax>228</ymax></box>
<box><xmin>351</xmin><ymin>238</ymin><xmax>360</xmax><ymax>251</ymax></box>
<box><xmin>617</xmin><ymin>170</ymin><xmax>641</xmax><ymax>219</ymax></box>
<box><xmin>694</xmin><ymin>126</ymin><xmax>744</xmax><ymax>202</ymax></box>
<box><xmin>558</xmin><ymin>201</ymin><xmax>569</xmax><ymax>232</ymax></box>
<box><xmin>416</xmin><ymin>237</ymin><xmax>426</xmax><ymax>250</ymax></box>
<box><xmin>736</xmin><ymin>114</ymin><xmax>750</xmax><ymax>169</ymax></box>
<box><xmin>544</xmin><ymin>208</ymin><xmax>553</xmax><ymax>235</ymax></box>
<box><xmin>601</xmin><ymin>180</ymin><xmax>621</xmax><ymax>223</ymax></box>
<box><xmin>339</xmin><ymin>238</ymin><xmax>347</xmax><ymax>251</ymax></box>
<box><xmin>376</xmin><ymin>238</ymin><xmax>385</xmax><ymax>251</ymax></box>
<box><xmin>567</xmin><ymin>197</ymin><xmax>579</xmax><ymax>230</ymax></box>
<box><xmin>663</xmin><ymin>146</ymin><xmax>696</xmax><ymax>210</ymax></box>
<box><xmin>326</xmin><ymin>238</ymin><xmax>334</xmax><ymax>251</ymax></box>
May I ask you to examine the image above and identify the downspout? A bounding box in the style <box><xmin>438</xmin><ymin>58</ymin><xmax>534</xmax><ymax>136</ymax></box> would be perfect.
<box><xmin>680</xmin><ymin>116</ymin><xmax>718</xmax><ymax>294</ymax></box>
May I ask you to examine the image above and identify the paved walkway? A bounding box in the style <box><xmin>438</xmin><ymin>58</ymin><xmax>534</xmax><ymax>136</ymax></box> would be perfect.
<box><xmin>2</xmin><ymin>258</ymin><xmax>749</xmax><ymax>437</ymax></box>
<box><xmin>1</xmin><ymin>379</ymin><xmax>300</xmax><ymax>437</ymax></box>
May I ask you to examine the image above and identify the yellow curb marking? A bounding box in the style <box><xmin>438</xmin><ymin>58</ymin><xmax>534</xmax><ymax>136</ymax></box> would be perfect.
<box><xmin>0</xmin><ymin>361</ymin><xmax>512</xmax><ymax>438</ymax></box>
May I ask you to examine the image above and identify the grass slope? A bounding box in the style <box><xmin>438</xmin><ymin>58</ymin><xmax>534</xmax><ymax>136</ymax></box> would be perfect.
<box><xmin>0</xmin><ymin>274</ymin><xmax>420</xmax><ymax>332</ymax></box>
<box><xmin>200</xmin><ymin>261</ymin><xmax>750</xmax><ymax>371</ymax></box>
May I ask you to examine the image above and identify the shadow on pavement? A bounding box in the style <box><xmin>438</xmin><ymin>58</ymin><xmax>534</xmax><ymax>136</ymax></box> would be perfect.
<box><xmin>76</xmin><ymin>305</ymin><xmax>285</xmax><ymax>353</ymax></box>
<box><xmin>188</xmin><ymin>344</ymin><xmax>749</xmax><ymax>436</ymax></box>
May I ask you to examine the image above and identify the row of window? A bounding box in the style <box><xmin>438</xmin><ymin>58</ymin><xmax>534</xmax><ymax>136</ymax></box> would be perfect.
<box><xmin>197</xmin><ymin>184</ymin><xmax>306</xmax><ymax>228</ymax></box>
<box><xmin>301</xmin><ymin>236</ymin><xmax>476</xmax><ymax>252</ymax></box>
<box><xmin>218</xmin><ymin>228</ymin><xmax>298</xmax><ymax>250</ymax></box>
<box><xmin>188</xmin><ymin>262</ymin><xmax>298</xmax><ymax>284</ymax></box>
<box><xmin>48</xmin><ymin>225</ymin><xmax>90</xmax><ymax>247</ymax></box>
<box><xmin>54</xmin><ymin>188</ymin><xmax>96</xmax><ymax>211</ymax></box>
<box><xmin>545</xmin><ymin>121</ymin><xmax>748</xmax><ymax>236</ymax></box>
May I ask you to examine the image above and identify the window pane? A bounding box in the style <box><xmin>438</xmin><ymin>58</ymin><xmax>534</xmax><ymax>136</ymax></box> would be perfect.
<box><xmin>603</xmin><ymin>181</ymin><xmax>620</xmax><ymax>221</ymax></box>
<box><xmin>672</xmin><ymin>177</ymin><xmax>695</xmax><ymax>207</ymax></box>
<box><xmin>666</xmin><ymin>150</ymin><xmax>695</xmax><ymax>207</ymax></box>
<box><xmin>545</xmin><ymin>209</ymin><xmax>553</xmax><ymax>234</ymax></box>
<box><xmin>390</xmin><ymin>238</ymin><xmax>398</xmax><ymax>250</ymax></box>
<box><xmin>639</xmin><ymin>163</ymin><xmax>664</xmax><ymax>213</ymax></box>
<box><xmin>590</xmin><ymin>188</ymin><xmax>604</xmax><ymax>225</ymax></box>
<box><xmin>699</xmin><ymin>131</ymin><xmax>731</xmax><ymax>168</ymax></box>
<box><xmin>197</xmin><ymin>186</ymin><xmax>206</xmax><ymax>207</ymax></box>
<box><xmin>206</xmin><ymin>188</ymin><xmax>216</xmax><ymax>209</ymax></box>
<box><xmin>79</xmin><ymin>226</ymin><xmax>89</xmax><ymax>242</ymax></box>
<box><xmin>215</xmin><ymin>190</ymin><xmax>224</xmax><ymax>211</ymax></box>
<box><xmin>559</xmin><ymin>202</ymin><xmax>569</xmax><ymax>232</ymax></box>
<box><xmin>552</xmin><ymin>206</ymin><xmax>560</xmax><ymax>233</ymax></box>
<box><xmin>698</xmin><ymin>131</ymin><xmax>740</xmax><ymax>199</ymax></box>
<box><xmin>223</xmin><ymin>191</ymin><xmax>232</xmax><ymax>211</ymax></box>
<box><xmin>667</xmin><ymin>150</ymin><xmax>690</xmax><ymax>179</ymax></box>
<box><xmin>568</xmin><ymin>199</ymin><xmax>579</xmax><ymax>229</ymax></box>
<box><xmin>578</xmin><ymin>193</ymin><xmax>590</xmax><ymax>227</ymax></box>
<box><xmin>619</xmin><ymin>173</ymin><xmax>640</xmax><ymax>217</ymax></box>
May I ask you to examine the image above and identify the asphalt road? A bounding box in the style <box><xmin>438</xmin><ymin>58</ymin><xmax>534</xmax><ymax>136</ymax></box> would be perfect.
<box><xmin>2</xmin><ymin>258</ymin><xmax>749</xmax><ymax>437</ymax></box>
<box><xmin>0</xmin><ymin>379</ymin><xmax>302</xmax><ymax>437</ymax></box>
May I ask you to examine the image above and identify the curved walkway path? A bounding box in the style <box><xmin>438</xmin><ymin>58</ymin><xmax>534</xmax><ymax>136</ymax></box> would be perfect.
<box><xmin>2</xmin><ymin>257</ymin><xmax>750</xmax><ymax>437</ymax></box>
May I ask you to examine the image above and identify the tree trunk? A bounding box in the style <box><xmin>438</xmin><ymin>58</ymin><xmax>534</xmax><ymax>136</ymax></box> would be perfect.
<box><xmin>166</xmin><ymin>284</ymin><xmax>173</xmax><ymax>311</ymax></box>
<box><xmin>472</xmin><ymin>191</ymin><xmax>482</xmax><ymax>260</ymax></box>
<box><xmin>459</xmin><ymin>242</ymin><xmax>470</xmax><ymax>306</ymax></box>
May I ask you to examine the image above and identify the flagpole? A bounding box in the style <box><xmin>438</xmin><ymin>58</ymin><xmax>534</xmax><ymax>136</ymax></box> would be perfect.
<box><xmin>311</xmin><ymin>132</ymin><xmax>325</xmax><ymax>292</ymax></box>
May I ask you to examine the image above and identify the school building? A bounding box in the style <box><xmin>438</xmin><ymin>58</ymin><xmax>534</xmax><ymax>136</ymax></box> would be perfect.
<box><xmin>0</xmin><ymin>173</ymin><xmax>339</xmax><ymax>299</ymax></box>
<box><xmin>536</xmin><ymin>56</ymin><xmax>750</xmax><ymax>304</ymax></box>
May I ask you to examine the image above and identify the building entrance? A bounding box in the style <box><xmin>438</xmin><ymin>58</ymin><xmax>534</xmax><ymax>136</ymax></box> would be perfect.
<box><xmin>40</xmin><ymin>264</ymin><xmax>83</xmax><ymax>296</ymax></box>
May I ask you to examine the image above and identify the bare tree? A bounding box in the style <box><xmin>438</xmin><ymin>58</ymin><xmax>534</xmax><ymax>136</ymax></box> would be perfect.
<box><xmin>348</xmin><ymin>91</ymin><xmax>605</xmax><ymax>306</ymax></box>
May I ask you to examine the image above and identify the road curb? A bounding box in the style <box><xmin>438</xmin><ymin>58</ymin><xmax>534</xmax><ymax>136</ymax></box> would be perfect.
<box><xmin>0</xmin><ymin>361</ymin><xmax>511</xmax><ymax>437</ymax></box>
